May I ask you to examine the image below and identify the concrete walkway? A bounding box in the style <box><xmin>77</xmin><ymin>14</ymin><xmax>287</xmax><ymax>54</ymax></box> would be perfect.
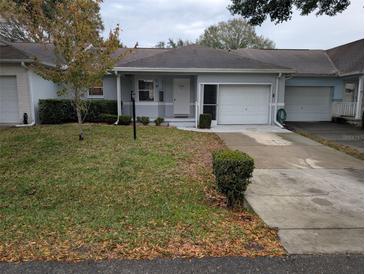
<box><xmin>287</xmin><ymin>121</ymin><xmax>364</xmax><ymax>153</ymax></box>
<box><xmin>217</xmin><ymin>130</ymin><xmax>364</xmax><ymax>254</ymax></box>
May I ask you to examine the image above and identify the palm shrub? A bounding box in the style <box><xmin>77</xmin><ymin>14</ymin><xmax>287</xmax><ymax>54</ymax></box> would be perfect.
<box><xmin>212</xmin><ymin>149</ymin><xmax>255</xmax><ymax>208</ymax></box>
<box><xmin>139</xmin><ymin>116</ymin><xmax>150</xmax><ymax>125</ymax></box>
<box><xmin>154</xmin><ymin>117</ymin><xmax>164</xmax><ymax>126</ymax></box>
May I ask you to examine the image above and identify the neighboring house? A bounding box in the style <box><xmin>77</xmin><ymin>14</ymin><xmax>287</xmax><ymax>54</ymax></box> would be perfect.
<box><xmin>0</xmin><ymin>39</ymin><xmax>363</xmax><ymax>127</ymax></box>
<box><xmin>0</xmin><ymin>40</ymin><xmax>60</xmax><ymax>124</ymax></box>
<box><xmin>235</xmin><ymin>39</ymin><xmax>364</xmax><ymax>123</ymax></box>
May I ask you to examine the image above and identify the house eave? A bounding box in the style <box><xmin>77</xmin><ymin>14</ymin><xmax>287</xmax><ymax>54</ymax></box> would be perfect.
<box><xmin>291</xmin><ymin>73</ymin><xmax>339</xmax><ymax>78</ymax></box>
<box><xmin>338</xmin><ymin>71</ymin><xmax>364</xmax><ymax>77</ymax></box>
<box><xmin>112</xmin><ymin>67</ymin><xmax>295</xmax><ymax>74</ymax></box>
<box><xmin>0</xmin><ymin>59</ymin><xmax>34</xmax><ymax>63</ymax></box>
<box><xmin>0</xmin><ymin>59</ymin><xmax>56</xmax><ymax>68</ymax></box>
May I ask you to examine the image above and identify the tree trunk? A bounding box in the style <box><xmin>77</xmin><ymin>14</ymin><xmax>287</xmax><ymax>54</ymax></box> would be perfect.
<box><xmin>75</xmin><ymin>101</ymin><xmax>84</xmax><ymax>141</ymax></box>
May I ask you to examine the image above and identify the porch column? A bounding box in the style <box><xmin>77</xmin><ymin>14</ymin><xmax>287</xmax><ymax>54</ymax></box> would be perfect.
<box><xmin>355</xmin><ymin>76</ymin><xmax>363</xmax><ymax>119</ymax></box>
<box><xmin>117</xmin><ymin>74</ymin><xmax>122</xmax><ymax>117</ymax></box>
<box><xmin>195</xmin><ymin>82</ymin><xmax>201</xmax><ymax>128</ymax></box>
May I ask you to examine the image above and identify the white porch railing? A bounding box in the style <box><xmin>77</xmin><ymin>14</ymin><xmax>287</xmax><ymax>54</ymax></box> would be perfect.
<box><xmin>332</xmin><ymin>102</ymin><xmax>357</xmax><ymax>117</ymax></box>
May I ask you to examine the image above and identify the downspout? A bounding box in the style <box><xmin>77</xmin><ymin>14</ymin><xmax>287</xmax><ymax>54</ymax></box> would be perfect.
<box><xmin>16</xmin><ymin>62</ymin><xmax>35</xmax><ymax>127</ymax></box>
<box><xmin>114</xmin><ymin>72</ymin><xmax>121</xmax><ymax>125</ymax></box>
<box><xmin>273</xmin><ymin>73</ymin><xmax>284</xmax><ymax>128</ymax></box>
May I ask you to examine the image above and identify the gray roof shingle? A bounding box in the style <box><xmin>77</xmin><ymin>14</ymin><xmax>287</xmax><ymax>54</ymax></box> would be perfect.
<box><xmin>115</xmin><ymin>45</ymin><xmax>292</xmax><ymax>71</ymax></box>
<box><xmin>326</xmin><ymin>39</ymin><xmax>364</xmax><ymax>76</ymax></box>
<box><xmin>234</xmin><ymin>48</ymin><xmax>338</xmax><ymax>76</ymax></box>
<box><xmin>0</xmin><ymin>44</ymin><xmax>30</xmax><ymax>60</ymax></box>
<box><xmin>1</xmin><ymin>39</ymin><xmax>363</xmax><ymax>76</ymax></box>
<box><xmin>9</xmin><ymin>42</ymin><xmax>58</xmax><ymax>65</ymax></box>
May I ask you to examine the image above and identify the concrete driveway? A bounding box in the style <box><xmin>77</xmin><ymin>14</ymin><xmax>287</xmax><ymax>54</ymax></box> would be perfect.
<box><xmin>217</xmin><ymin>130</ymin><xmax>364</xmax><ymax>254</ymax></box>
<box><xmin>287</xmin><ymin>121</ymin><xmax>364</xmax><ymax>153</ymax></box>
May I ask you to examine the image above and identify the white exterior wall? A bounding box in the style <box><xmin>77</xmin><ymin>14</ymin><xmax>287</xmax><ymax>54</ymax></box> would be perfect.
<box><xmin>29</xmin><ymin>70</ymin><xmax>59</xmax><ymax>123</ymax></box>
<box><xmin>0</xmin><ymin>63</ymin><xmax>32</xmax><ymax>123</ymax></box>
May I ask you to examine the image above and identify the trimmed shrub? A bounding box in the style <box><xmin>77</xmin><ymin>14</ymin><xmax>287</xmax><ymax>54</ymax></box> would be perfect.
<box><xmin>85</xmin><ymin>100</ymin><xmax>118</xmax><ymax>122</ymax></box>
<box><xmin>39</xmin><ymin>99</ymin><xmax>76</xmax><ymax>124</ymax></box>
<box><xmin>139</xmin><ymin>116</ymin><xmax>150</xmax><ymax>125</ymax></box>
<box><xmin>118</xmin><ymin>115</ymin><xmax>132</xmax><ymax>125</ymax></box>
<box><xmin>212</xmin><ymin>149</ymin><xmax>255</xmax><ymax>208</ymax></box>
<box><xmin>198</xmin><ymin>113</ymin><xmax>212</xmax><ymax>129</ymax></box>
<box><xmin>99</xmin><ymin>114</ymin><xmax>117</xmax><ymax>124</ymax></box>
<box><xmin>154</xmin><ymin>117</ymin><xmax>164</xmax><ymax>126</ymax></box>
<box><xmin>39</xmin><ymin>99</ymin><xmax>119</xmax><ymax>124</ymax></box>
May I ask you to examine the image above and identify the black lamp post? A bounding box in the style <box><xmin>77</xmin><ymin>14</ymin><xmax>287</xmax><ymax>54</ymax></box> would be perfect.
<box><xmin>131</xmin><ymin>90</ymin><xmax>137</xmax><ymax>140</ymax></box>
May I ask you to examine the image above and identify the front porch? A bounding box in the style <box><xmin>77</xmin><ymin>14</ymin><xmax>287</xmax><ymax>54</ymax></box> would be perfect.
<box><xmin>332</xmin><ymin>76</ymin><xmax>364</xmax><ymax>123</ymax></box>
<box><xmin>112</xmin><ymin>73</ymin><xmax>200</xmax><ymax>126</ymax></box>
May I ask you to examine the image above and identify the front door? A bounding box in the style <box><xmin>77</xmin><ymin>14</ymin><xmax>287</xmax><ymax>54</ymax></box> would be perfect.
<box><xmin>173</xmin><ymin>78</ymin><xmax>190</xmax><ymax>116</ymax></box>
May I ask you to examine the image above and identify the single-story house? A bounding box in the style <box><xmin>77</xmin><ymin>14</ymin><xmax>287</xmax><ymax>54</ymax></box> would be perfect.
<box><xmin>0</xmin><ymin>38</ymin><xmax>363</xmax><ymax>127</ymax></box>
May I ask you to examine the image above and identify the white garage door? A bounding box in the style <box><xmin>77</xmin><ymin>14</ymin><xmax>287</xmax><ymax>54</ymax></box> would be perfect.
<box><xmin>0</xmin><ymin>76</ymin><xmax>19</xmax><ymax>123</ymax></box>
<box><xmin>285</xmin><ymin>86</ymin><xmax>331</xmax><ymax>122</ymax></box>
<box><xmin>218</xmin><ymin>85</ymin><xmax>270</xmax><ymax>124</ymax></box>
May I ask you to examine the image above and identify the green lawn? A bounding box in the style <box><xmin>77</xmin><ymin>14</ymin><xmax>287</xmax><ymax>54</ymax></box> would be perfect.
<box><xmin>0</xmin><ymin>124</ymin><xmax>284</xmax><ymax>261</ymax></box>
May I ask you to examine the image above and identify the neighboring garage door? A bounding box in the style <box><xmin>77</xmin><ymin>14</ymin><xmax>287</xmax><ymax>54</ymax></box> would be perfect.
<box><xmin>285</xmin><ymin>86</ymin><xmax>331</xmax><ymax>122</ymax></box>
<box><xmin>0</xmin><ymin>76</ymin><xmax>19</xmax><ymax>123</ymax></box>
<box><xmin>218</xmin><ymin>85</ymin><xmax>270</xmax><ymax>124</ymax></box>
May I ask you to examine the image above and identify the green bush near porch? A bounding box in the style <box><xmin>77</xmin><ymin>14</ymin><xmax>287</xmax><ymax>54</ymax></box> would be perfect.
<box><xmin>118</xmin><ymin>115</ymin><xmax>132</xmax><ymax>125</ymax></box>
<box><xmin>39</xmin><ymin>99</ymin><xmax>119</xmax><ymax>124</ymax></box>
<box><xmin>154</xmin><ymin>117</ymin><xmax>164</xmax><ymax>126</ymax></box>
<box><xmin>198</xmin><ymin>113</ymin><xmax>212</xmax><ymax>129</ymax></box>
<box><xmin>138</xmin><ymin>116</ymin><xmax>150</xmax><ymax>125</ymax></box>
<box><xmin>99</xmin><ymin>114</ymin><xmax>118</xmax><ymax>124</ymax></box>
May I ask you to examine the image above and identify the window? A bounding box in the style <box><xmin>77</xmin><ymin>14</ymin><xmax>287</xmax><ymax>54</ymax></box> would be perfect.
<box><xmin>344</xmin><ymin>82</ymin><xmax>356</xmax><ymax>101</ymax></box>
<box><xmin>203</xmin><ymin>84</ymin><xmax>217</xmax><ymax>120</ymax></box>
<box><xmin>88</xmin><ymin>81</ymin><xmax>103</xmax><ymax>98</ymax></box>
<box><xmin>138</xmin><ymin>80</ymin><xmax>154</xmax><ymax>101</ymax></box>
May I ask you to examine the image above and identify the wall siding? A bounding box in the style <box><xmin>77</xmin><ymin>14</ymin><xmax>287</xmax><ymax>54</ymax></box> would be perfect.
<box><xmin>29</xmin><ymin>70</ymin><xmax>60</xmax><ymax>123</ymax></box>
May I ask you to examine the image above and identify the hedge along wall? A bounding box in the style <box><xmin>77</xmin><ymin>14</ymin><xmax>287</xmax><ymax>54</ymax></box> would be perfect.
<box><xmin>38</xmin><ymin>99</ymin><xmax>120</xmax><ymax>124</ymax></box>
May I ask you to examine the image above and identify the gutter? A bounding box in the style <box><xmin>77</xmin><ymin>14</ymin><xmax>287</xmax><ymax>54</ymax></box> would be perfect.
<box><xmin>274</xmin><ymin>73</ymin><xmax>284</xmax><ymax>128</ymax></box>
<box><xmin>112</xmin><ymin>67</ymin><xmax>295</xmax><ymax>74</ymax></box>
<box><xmin>16</xmin><ymin>62</ymin><xmax>35</xmax><ymax>127</ymax></box>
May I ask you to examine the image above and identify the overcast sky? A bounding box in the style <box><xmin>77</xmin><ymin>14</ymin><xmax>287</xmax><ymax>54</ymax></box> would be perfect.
<box><xmin>101</xmin><ymin>0</ymin><xmax>364</xmax><ymax>49</ymax></box>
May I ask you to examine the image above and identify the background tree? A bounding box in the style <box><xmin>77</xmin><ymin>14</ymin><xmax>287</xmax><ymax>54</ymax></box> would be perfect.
<box><xmin>1</xmin><ymin>0</ymin><xmax>124</xmax><ymax>140</ymax></box>
<box><xmin>0</xmin><ymin>0</ymin><xmax>64</xmax><ymax>41</ymax></box>
<box><xmin>155</xmin><ymin>38</ymin><xmax>193</xmax><ymax>48</ymax></box>
<box><xmin>229</xmin><ymin>0</ymin><xmax>350</xmax><ymax>25</ymax></box>
<box><xmin>197</xmin><ymin>18</ymin><xmax>274</xmax><ymax>49</ymax></box>
<box><xmin>155</xmin><ymin>41</ymin><xmax>166</xmax><ymax>48</ymax></box>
